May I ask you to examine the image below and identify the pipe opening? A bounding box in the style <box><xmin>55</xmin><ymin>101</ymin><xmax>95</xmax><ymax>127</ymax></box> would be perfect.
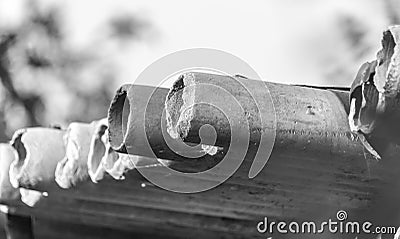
<box><xmin>9</xmin><ymin>130</ymin><xmax>28</xmax><ymax>188</ymax></box>
<box><xmin>88</xmin><ymin>124</ymin><xmax>107</xmax><ymax>174</ymax></box>
<box><xmin>108</xmin><ymin>85</ymin><xmax>130</xmax><ymax>152</ymax></box>
<box><xmin>10</xmin><ymin>130</ymin><xmax>27</xmax><ymax>169</ymax></box>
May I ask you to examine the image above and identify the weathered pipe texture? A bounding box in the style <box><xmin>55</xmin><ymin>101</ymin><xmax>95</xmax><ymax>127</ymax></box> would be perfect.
<box><xmin>165</xmin><ymin>72</ymin><xmax>356</xmax><ymax>156</ymax></box>
<box><xmin>163</xmin><ymin>71</ymin><xmax>400</xmax><ymax>226</ymax></box>
<box><xmin>9</xmin><ymin>128</ymin><xmax>66</xmax><ymax>191</ymax></box>
<box><xmin>349</xmin><ymin>25</ymin><xmax>400</xmax><ymax>158</ymax></box>
<box><xmin>55</xmin><ymin>119</ymin><xmax>106</xmax><ymax>189</ymax></box>
<box><xmin>7</xmin><ymin>79</ymin><xmax>400</xmax><ymax>236</ymax></box>
<box><xmin>108</xmin><ymin>84</ymin><xmax>169</xmax><ymax>154</ymax></box>
<box><xmin>91</xmin><ymin>116</ymin><xmax>218</xmax><ymax>182</ymax></box>
<box><xmin>107</xmin><ymin>84</ymin><xmax>223</xmax><ymax>170</ymax></box>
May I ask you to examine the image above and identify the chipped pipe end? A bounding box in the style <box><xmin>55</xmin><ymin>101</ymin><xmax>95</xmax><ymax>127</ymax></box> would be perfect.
<box><xmin>349</xmin><ymin>26</ymin><xmax>400</xmax><ymax>157</ymax></box>
<box><xmin>165</xmin><ymin>73</ymin><xmax>196</xmax><ymax>140</ymax></box>
<box><xmin>107</xmin><ymin>84</ymin><xmax>131</xmax><ymax>153</ymax></box>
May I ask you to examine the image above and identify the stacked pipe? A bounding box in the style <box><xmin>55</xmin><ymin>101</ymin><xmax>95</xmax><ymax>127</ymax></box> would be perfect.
<box><xmin>0</xmin><ymin>81</ymin><xmax>381</xmax><ymax>208</ymax></box>
<box><xmin>0</xmin><ymin>85</ymin><xmax>222</xmax><ymax>207</ymax></box>
<box><xmin>0</xmin><ymin>26</ymin><xmax>399</xmax><ymax>238</ymax></box>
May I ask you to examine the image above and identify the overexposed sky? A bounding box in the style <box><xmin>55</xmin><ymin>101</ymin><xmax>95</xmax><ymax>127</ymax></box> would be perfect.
<box><xmin>0</xmin><ymin>0</ymin><xmax>392</xmax><ymax>87</ymax></box>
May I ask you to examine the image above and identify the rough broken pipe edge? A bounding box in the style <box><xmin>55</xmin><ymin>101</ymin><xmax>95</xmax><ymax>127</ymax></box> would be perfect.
<box><xmin>87</xmin><ymin>123</ymin><xmax>128</xmax><ymax>182</ymax></box>
<box><xmin>107</xmin><ymin>84</ymin><xmax>131</xmax><ymax>153</ymax></box>
<box><xmin>87</xmin><ymin>121</ymin><xmax>163</xmax><ymax>183</ymax></box>
<box><xmin>107</xmin><ymin>83</ymin><xmax>222</xmax><ymax>162</ymax></box>
<box><xmin>87</xmin><ymin>121</ymin><xmax>110</xmax><ymax>183</ymax></box>
<box><xmin>0</xmin><ymin>144</ymin><xmax>45</xmax><ymax>207</ymax></box>
<box><xmin>55</xmin><ymin>119</ymin><xmax>107</xmax><ymax>189</ymax></box>
<box><xmin>164</xmin><ymin>72</ymin><xmax>356</xmax><ymax>153</ymax></box>
<box><xmin>349</xmin><ymin>25</ymin><xmax>400</xmax><ymax>158</ymax></box>
<box><xmin>107</xmin><ymin>84</ymin><xmax>173</xmax><ymax>156</ymax></box>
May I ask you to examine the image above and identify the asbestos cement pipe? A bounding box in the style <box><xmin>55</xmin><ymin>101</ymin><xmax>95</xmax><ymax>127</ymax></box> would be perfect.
<box><xmin>107</xmin><ymin>84</ymin><xmax>224</xmax><ymax>169</ymax></box>
<box><xmin>87</xmin><ymin>117</ymin><xmax>144</xmax><ymax>182</ymax></box>
<box><xmin>162</xmin><ymin>71</ymin><xmax>400</xmax><ymax>224</ymax></box>
<box><xmin>165</xmin><ymin>72</ymin><xmax>356</xmax><ymax>157</ymax></box>
<box><xmin>55</xmin><ymin>119</ymin><xmax>106</xmax><ymax>189</ymax></box>
<box><xmin>163</xmin><ymin>72</ymin><xmax>375</xmax><ymax>181</ymax></box>
<box><xmin>108</xmin><ymin>84</ymin><xmax>166</xmax><ymax>154</ymax></box>
<box><xmin>87</xmin><ymin>120</ymin><xmax>112</xmax><ymax>183</ymax></box>
<box><xmin>9</xmin><ymin>127</ymin><xmax>66</xmax><ymax>191</ymax></box>
<box><xmin>88</xmin><ymin>116</ymin><xmax>207</xmax><ymax>183</ymax></box>
<box><xmin>87</xmin><ymin>120</ymin><xmax>139</xmax><ymax>183</ymax></box>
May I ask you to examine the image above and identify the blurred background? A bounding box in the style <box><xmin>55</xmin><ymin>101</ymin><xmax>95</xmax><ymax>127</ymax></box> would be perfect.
<box><xmin>0</xmin><ymin>0</ymin><xmax>399</xmax><ymax>142</ymax></box>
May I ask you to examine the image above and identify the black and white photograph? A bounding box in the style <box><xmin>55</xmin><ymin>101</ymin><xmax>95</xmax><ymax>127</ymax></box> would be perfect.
<box><xmin>0</xmin><ymin>0</ymin><xmax>400</xmax><ymax>238</ymax></box>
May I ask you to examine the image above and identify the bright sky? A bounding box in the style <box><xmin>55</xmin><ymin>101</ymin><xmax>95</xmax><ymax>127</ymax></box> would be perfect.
<box><xmin>0</xmin><ymin>0</ymin><xmax>391</xmax><ymax>88</ymax></box>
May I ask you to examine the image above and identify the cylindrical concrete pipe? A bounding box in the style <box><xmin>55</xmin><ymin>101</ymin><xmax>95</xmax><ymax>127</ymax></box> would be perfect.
<box><xmin>9</xmin><ymin>128</ymin><xmax>66</xmax><ymax>191</ymax></box>
<box><xmin>55</xmin><ymin>119</ymin><xmax>107</xmax><ymax>189</ymax></box>
<box><xmin>107</xmin><ymin>84</ymin><xmax>225</xmax><ymax>171</ymax></box>
<box><xmin>162</xmin><ymin>72</ymin><xmax>400</xmax><ymax>226</ymax></box>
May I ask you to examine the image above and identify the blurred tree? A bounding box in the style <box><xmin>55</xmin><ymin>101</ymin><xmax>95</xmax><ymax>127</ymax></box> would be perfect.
<box><xmin>318</xmin><ymin>13</ymin><xmax>373</xmax><ymax>87</ymax></box>
<box><xmin>338</xmin><ymin>15</ymin><xmax>371</xmax><ymax>60</ymax></box>
<box><xmin>110</xmin><ymin>15</ymin><xmax>147</xmax><ymax>41</ymax></box>
<box><xmin>0</xmin><ymin>34</ymin><xmax>42</xmax><ymax>127</ymax></box>
<box><xmin>0</xmin><ymin>0</ymin><xmax>148</xmax><ymax>141</ymax></box>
